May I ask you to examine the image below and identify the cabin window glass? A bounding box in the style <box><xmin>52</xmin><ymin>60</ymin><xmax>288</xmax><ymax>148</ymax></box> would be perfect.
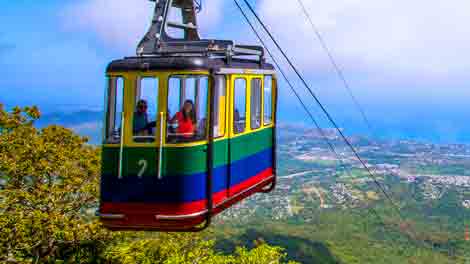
<box><xmin>264</xmin><ymin>75</ymin><xmax>273</xmax><ymax>125</ymax></box>
<box><xmin>214</xmin><ymin>75</ymin><xmax>226</xmax><ymax>138</ymax></box>
<box><xmin>105</xmin><ymin>77</ymin><xmax>124</xmax><ymax>144</ymax></box>
<box><xmin>250</xmin><ymin>78</ymin><xmax>262</xmax><ymax>130</ymax></box>
<box><xmin>168</xmin><ymin>78</ymin><xmax>181</xmax><ymax>120</ymax></box>
<box><xmin>133</xmin><ymin>77</ymin><xmax>159</xmax><ymax>143</ymax></box>
<box><xmin>233</xmin><ymin>78</ymin><xmax>247</xmax><ymax>134</ymax></box>
<box><xmin>167</xmin><ymin>75</ymin><xmax>209</xmax><ymax>143</ymax></box>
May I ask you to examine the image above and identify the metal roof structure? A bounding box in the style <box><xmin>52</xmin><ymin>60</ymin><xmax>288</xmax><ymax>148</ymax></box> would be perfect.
<box><xmin>134</xmin><ymin>0</ymin><xmax>266</xmax><ymax>64</ymax></box>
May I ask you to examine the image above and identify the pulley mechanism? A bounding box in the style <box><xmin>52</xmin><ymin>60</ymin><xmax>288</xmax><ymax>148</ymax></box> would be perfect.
<box><xmin>137</xmin><ymin>0</ymin><xmax>265</xmax><ymax>63</ymax></box>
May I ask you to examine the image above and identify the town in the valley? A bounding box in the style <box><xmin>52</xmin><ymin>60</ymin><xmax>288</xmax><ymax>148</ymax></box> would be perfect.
<box><xmin>218</xmin><ymin>125</ymin><xmax>470</xmax><ymax>221</ymax></box>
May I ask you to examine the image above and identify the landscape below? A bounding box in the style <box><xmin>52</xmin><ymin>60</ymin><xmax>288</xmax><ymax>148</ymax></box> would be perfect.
<box><xmin>215</xmin><ymin>124</ymin><xmax>470</xmax><ymax>263</ymax></box>
<box><xmin>2</xmin><ymin>105</ymin><xmax>470</xmax><ymax>263</ymax></box>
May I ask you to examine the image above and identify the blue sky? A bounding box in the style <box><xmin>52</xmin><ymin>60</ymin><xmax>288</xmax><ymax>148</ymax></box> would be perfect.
<box><xmin>1</xmin><ymin>0</ymin><xmax>470</xmax><ymax>143</ymax></box>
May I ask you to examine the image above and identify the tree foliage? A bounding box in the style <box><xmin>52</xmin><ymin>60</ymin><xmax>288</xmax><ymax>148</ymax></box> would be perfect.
<box><xmin>103</xmin><ymin>234</ymin><xmax>296</xmax><ymax>264</ymax></box>
<box><xmin>0</xmin><ymin>105</ymin><xmax>114</xmax><ymax>263</ymax></box>
<box><xmin>0</xmin><ymin>105</ymin><xmax>296</xmax><ymax>264</ymax></box>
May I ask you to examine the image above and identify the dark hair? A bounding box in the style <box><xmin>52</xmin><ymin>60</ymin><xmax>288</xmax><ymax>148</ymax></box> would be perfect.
<box><xmin>137</xmin><ymin>99</ymin><xmax>147</xmax><ymax>109</ymax></box>
<box><xmin>182</xmin><ymin>100</ymin><xmax>196</xmax><ymax>124</ymax></box>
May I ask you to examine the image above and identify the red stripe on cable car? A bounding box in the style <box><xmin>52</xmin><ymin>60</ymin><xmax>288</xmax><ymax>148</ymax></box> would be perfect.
<box><xmin>100</xmin><ymin>167</ymin><xmax>273</xmax><ymax>216</ymax></box>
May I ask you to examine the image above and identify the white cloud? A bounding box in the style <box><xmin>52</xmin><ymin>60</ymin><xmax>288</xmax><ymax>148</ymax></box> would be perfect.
<box><xmin>63</xmin><ymin>0</ymin><xmax>225</xmax><ymax>54</ymax></box>
<box><xmin>63</xmin><ymin>0</ymin><xmax>153</xmax><ymax>53</ymax></box>
<box><xmin>258</xmin><ymin>0</ymin><xmax>470</xmax><ymax>82</ymax></box>
<box><xmin>60</xmin><ymin>0</ymin><xmax>470</xmax><ymax>100</ymax></box>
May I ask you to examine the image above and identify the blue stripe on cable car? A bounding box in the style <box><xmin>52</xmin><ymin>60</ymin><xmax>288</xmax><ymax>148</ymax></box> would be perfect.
<box><xmin>100</xmin><ymin>147</ymin><xmax>273</xmax><ymax>203</ymax></box>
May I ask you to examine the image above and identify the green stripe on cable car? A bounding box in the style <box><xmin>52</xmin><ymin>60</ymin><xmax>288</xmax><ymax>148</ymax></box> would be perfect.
<box><xmin>101</xmin><ymin>127</ymin><xmax>273</xmax><ymax>176</ymax></box>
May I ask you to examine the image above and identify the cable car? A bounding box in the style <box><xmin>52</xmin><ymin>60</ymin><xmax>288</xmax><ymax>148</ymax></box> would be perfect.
<box><xmin>98</xmin><ymin>0</ymin><xmax>277</xmax><ymax>231</ymax></box>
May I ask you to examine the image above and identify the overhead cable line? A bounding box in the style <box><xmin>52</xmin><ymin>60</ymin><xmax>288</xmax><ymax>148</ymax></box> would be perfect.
<box><xmin>293</xmin><ymin>0</ymin><xmax>418</xmax><ymax>213</ymax></box>
<box><xmin>295</xmin><ymin>2</ymin><xmax>445</xmax><ymax>252</ymax></box>
<box><xmin>238</xmin><ymin>0</ymin><xmax>403</xmax><ymax>219</ymax></box>
<box><xmin>295</xmin><ymin>0</ymin><xmax>373</xmax><ymax>133</ymax></box>
<box><xmin>236</xmin><ymin>1</ymin><xmax>435</xmax><ymax>251</ymax></box>
<box><xmin>194</xmin><ymin>0</ymin><xmax>203</xmax><ymax>12</ymax></box>
<box><xmin>294</xmin><ymin>0</ymin><xmax>443</xmax><ymax>223</ymax></box>
<box><xmin>294</xmin><ymin>0</ymin><xmax>410</xmax><ymax>201</ymax></box>
<box><xmin>233</xmin><ymin>0</ymin><xmax>386</xmax><ymax>225</ymax></box>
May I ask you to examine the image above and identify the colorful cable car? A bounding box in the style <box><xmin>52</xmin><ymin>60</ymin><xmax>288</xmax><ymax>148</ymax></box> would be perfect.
<box><xmin>98</xmin><ymin>0</ymin><xmax>277</xmax><ymax>231</ymax></box>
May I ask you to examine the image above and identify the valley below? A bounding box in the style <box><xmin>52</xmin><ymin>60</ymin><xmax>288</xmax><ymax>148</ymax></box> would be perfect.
<box><xmin>213</xmin><ymin>125</ymin><xmax>470</xmax><ymax>263</ymax></box>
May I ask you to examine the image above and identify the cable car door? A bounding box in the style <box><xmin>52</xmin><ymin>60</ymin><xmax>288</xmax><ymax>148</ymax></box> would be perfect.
<box><xmin>212</xmin><ymin>75</ymin><xmax>230</xmax><ymax>201</ymax></box>
<box><xmin>166</xmin><ymin>75</ymin><xmax>212</xmax><ymax>204</ymax></box>
<box><xmin>122</xmin><ymin>77</ymin><xmax>161</xmax><ymax>201</ymax></box>
<box><xmin>228</xmin><ymin>75</ymin><xmax>249</xmax><ymax>197</ymax></box>
<box><xmin>101</xmin><ymin>76</ymin><xmax>161</xmax><ymax>205</ymax></box>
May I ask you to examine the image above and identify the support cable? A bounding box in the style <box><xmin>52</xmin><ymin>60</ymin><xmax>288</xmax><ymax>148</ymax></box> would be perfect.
<box><xmin>295</xmin><ymin>0</ymin><xmax>373</xmax><ymax>133</ymax></box>
<box><xmin>294</xmin><ymin>0</ymin><xmax>415</xmax><ymax>204</ymax></box>
<box><xmin>194</xmin><ymin>0</ymin><xmax>203</xmax><ymax>12</ymax></box>
<box><xmin>233</xmin><ymin>0</ymin><xmax>386</xmax><ymax>225</ymax></box>
<box><xmin>238</xmin><ymin>0</ymin><xmax>403</xmax><ymax>219</ymax></box>
<box><xmin>294</xmin><ymin>0</ymin><xmax>447</xmax><ymax>228</ymax></box>
<box><xmin>294</xmin><ymin>1</ymin><xmax>445</xmax><ymax>252</ymax></box>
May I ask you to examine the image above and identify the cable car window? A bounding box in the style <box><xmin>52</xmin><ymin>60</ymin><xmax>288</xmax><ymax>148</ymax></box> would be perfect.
<box><xmin>167</xmin><ymin>75</ymin><xmax>208</xmax><ymax>143</ymax></box>
<box><xmin>233</xmin><ymin>78</ymin><xmax>247</xmax><ymax>134</ymax></box>
<box><xmin>184</xmin><ymin>78</ymin><xmax>197</xmax><ymax>102</ymax></box>
<box><xmin>196</xmin><ymin>77</ymin><xmax>208</xmax><ymax>138</ymax></box>
<box><xmin>104</xmin><ymin>77</ymin><xmax>124</xmax><ymax>144</ymax></box>
<box><xmin>264</xmin><ymin>75</ymin><xmax>273</xmax><ymax>125</ymax></box>
<box><xmin>168</xmin><ymin>77</ymin><xmax>181</xmax><ymax>121</ymax></box>
<box><xmin>133</xmin><ymin>77</ymin><xmax>159</xmax><ymax>143</ymax></box>
<box><xmin>250</xmin><ymin>78</ymin><xmax>262</xmax><ymax>130</ymax></box>
<box><xmin>214</xmin><ymin>75</ymin><xmax>226</xmax><ymax>138</ymax></box>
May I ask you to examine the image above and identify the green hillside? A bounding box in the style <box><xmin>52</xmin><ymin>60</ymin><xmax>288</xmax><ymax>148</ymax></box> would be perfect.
<box><xmin>0</xmin><ymin>105</ymin><xmax>295</xmax><ymax>264</ymax></box>
<box><xmin>2</xmin><ymin>105</ymin><xmax>470</xmax><ymax>263</ymax></box>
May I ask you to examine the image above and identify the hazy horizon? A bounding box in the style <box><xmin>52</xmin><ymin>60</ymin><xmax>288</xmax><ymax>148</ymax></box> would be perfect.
<box><xmin>2</xmin><ymin>0</ymin><xmax>470</xmax><ymax>144</ymax></box>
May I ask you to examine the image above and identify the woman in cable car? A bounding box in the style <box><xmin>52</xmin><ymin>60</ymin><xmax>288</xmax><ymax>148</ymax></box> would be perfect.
<box><xmin>168</xmin><ymin>99</ymin><xmax>197</xmax><ymax>141</ymax></box>
<box><xmin>98</xmin><ymin>0</ymin><xmax>278</xmax><ymax>231</ymax></box>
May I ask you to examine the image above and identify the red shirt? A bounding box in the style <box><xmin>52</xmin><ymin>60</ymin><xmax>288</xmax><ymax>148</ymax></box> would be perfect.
<box><xmin>176</xmin><ymin>112</ymin><xmax>194</xmax><ymax>137</ymax></box>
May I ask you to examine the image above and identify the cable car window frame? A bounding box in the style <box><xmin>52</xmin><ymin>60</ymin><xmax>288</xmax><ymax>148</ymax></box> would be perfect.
<box><xmin>104</xmin><ymin>75</ymin><xmax>125</xmax><ymax>145</ymax></box>
<box><xmin>132</xmin><ymin>76</ymin><xmax>160</xmax><ymax>143</ymax></box>
<box><xmin>263</xmin><ymin>75</ymin><xmax>273</xmax><ymax>126</ymax></box>
<box><xmin>166</xmin><ymin>74</ymin><xmax>210</xmax><ymax>145</ymax></box>
<box><xmin>213</xmin><ymin>75</ymin><xmax>227</xmax><ymax>138</ymax></box>
<box><xmin>233</xmin><ymin>77</ymin><xmax>247</xmax><ymax>135</ymax></box>
<box><xmin>250</xmin><ymin>78</ymin><xmax>262</xmax><ymax>130</ymax></box>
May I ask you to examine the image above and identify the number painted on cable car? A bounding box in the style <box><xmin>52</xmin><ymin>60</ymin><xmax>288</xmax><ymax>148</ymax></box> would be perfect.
<box><xmin>138</xmin><ymin>159</ymin><xmax>148</xmax><ymax>178</ymax></box>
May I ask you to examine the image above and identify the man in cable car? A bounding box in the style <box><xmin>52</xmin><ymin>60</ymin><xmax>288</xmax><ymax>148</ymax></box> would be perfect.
<box><xmin>133</xmin><ymin>99</ymin><xmax>155</xmax><ymax>137</ymax></box>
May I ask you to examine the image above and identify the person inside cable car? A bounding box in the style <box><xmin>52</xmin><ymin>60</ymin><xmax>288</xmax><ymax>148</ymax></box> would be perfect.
<box><xmin>168</xmin><ymin>100</ymin><xmax>197</xmax><ymax>142</ymax></box>
<box><xmin>133</xmin><ymin>99</ymin><xmax>155</xmax><ymax>137</ymax></box>
<box><xmin>234</xmin><ymin>109</ymin><xmax>243</xmax><ymax>133</ymax></box>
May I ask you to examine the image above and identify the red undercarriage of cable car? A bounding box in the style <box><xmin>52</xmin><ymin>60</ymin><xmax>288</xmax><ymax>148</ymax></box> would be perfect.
<box><xmin>97</xmin><ymin>0</ymin><xmax>278</xmax><ymax>231</ymax></box>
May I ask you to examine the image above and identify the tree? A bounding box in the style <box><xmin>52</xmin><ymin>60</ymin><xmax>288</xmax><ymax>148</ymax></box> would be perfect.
<box><xmin>0</xmin><ymin>105</ymin><xmax>297</xmax><ymax>264</ymax></box>
<box><xmin>0</xmin><ymin>105</ymin><xmax>114</xmax><ymax>263</ymax></box>
<box><xmin>103</xmin><ymin>233</ymin><xmax>297</xmax><ymax>264</ymax></box>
